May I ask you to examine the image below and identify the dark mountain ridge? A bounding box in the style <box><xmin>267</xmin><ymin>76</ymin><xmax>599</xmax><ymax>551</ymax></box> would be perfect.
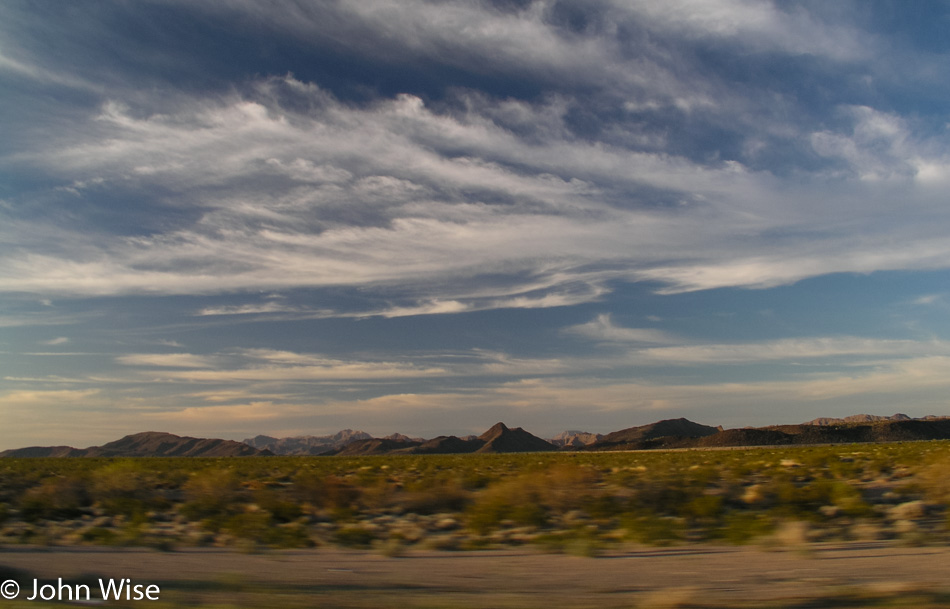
<box><xmin>325</xmin><ymin>422</ymin><xmax>557</xmax><ymax>456</ymax></box>
<box><xmin>696</xmin><ymin>419</ymin><xmax>950</xmax><ymax>448</ymax></box>
<box><xmin>582</xmin><ymin>418</ymin><xmax>950</xmax><ymax>451</ymax></box>
<box><xmin>0</xmin><ymin>431</ymin><xmax>271</xmax><ymax>458</ymax></box>
<box><xmin>585</xmin><ymin>418</ymin><xmax>722</xmax><ymax>451</ymax></box>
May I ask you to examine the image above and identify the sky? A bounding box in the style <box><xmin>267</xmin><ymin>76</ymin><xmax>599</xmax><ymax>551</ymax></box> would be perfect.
<box><xmin>3</xmin><ymin>1</ymin><xmax>950</xmax><ymax>450</ymax></box>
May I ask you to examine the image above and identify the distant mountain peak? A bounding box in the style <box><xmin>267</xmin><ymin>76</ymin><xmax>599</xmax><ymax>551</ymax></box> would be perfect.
<box><xmin>476</xmin><ymin>422</ymin><xmax>556</xmax><ymax>454</ymax></box>
<box><xmin>479</xmin><ymin>422</ymin><xmax>510</xmax><ymax>441</ymax></box>
<box><xmin>592</xmin><ymin>418</ymin><xmax>720</xmax><ymax>450</ymax></box>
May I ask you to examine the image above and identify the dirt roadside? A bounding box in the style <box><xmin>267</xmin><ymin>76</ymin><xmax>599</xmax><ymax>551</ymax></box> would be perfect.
<box><xmin>2</xmin><ymin>541</ymin><xmax>949</xmax><ymax>607</ymax></box>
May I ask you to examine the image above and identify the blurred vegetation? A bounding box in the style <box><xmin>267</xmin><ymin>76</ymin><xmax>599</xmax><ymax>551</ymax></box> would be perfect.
<box><xmin>1</xmin><ymin>441</ymin><xmax>949</xmax><ymax>550</ymax></box>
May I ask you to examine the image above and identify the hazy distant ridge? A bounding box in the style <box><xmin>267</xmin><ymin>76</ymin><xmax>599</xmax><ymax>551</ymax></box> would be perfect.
<box><xmin>244</xmin><ymin>430</ymin><xmax>373</xmax><ymax>455</ymax></box>
<box><xmin>550</xmin><ymin>430</ymin><xmax>603</xmax><ymax>448</ymax></box>
<box><xmin>802</xmin><ymin>413</ymin><xmax>949</xmax><ymax>426</ymax></box>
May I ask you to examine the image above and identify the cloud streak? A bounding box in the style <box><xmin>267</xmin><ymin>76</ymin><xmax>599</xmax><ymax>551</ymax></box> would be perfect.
<box><xmin>5</xmin><ymin>78</ymin><xmax>950</xmax><ymax>305</ymax></box>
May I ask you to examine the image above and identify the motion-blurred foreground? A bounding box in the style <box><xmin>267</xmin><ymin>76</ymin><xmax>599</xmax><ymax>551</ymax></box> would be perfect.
<box><xmin>3</xmin><ymin>441</ymin><xmax>950</xmax><ymax>607</ymax></box>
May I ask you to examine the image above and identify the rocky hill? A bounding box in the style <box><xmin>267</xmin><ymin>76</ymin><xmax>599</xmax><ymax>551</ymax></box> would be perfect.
<box><xmin>0</xmin><ymin>445</ymin><xmax>85</xmax><ymax>458</ymax></box>
<box><xmin>0</xmin><ymin>431</ymin><xmax>271</xmax><ymax>458</ymax></box>
<box><xmin>411</xmin><ymin>435</ymin><xmax>482</xmax><ymax>454</ymax></box>
<box><xmin>586</xmin><ymin>418</ymin><xmax>722</xmax><ymax>451</ymax></box>
<box><xmin>476</xmin><ymin>422</ymin><xmax>557</xmax><ymax>453</ymax></box>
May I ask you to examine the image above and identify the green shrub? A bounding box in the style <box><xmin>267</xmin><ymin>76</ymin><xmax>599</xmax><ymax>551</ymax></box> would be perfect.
<box><xmin>681</xmin><ymin>494</ymin><xmax>724</xmax><ymax>520</ymax></box>
<box><xmin>180</xmin><ymin>469</ymin><xmax>242</xmax><ymax>519</ymax></box>
<box><xmin>223</xmin><ymin>512</ymin><xmax>314</xmax><ymax>548</ymax></box>
<box><xmin>294</xmin><ymin>473</ymin><xmax>360</xmax><ymax>512</ymax></box>
<box><xmin>89</xmin><ymin>461</ymin><xmax>157</xmax><ymax>517</ymax></box>
<box><xmin>466</xmin><ymin>465</ymin><xmax>607</xmax><ymax>534</ymax></box>
<box><xmin>333</xmin><ymin>525</ymin><xmax>377</xmax><ymax>548</ymax></box>
<box><xmin>20</xmin><ymin>477</ymin><xmax>89</xmax><ymax>521</ymax></box>
<box><xmin>532</xmin><ymin>528</ymin><xmax>608</xmax><ymax>557</ymax></box>
<box><xmin>914</xmin><ymin>452</ymin><xmax>950</xmax><ymax>505</ymax></box>
<box><xmin>714</xmin><ymin>512</ymin><xmax>775</xmax><ymax>544</ymax></box>
<box><xmin>467</xmin><ymin>480</ymin><xmax>546</xmax><ymax>534</ymax></box>
<box><xmin>394</xmin><ymin>482</ymin><xmax>470</xmax><ymax>515</ymax></box>
<box><xmin>621</xmin><ymin>515</ymin><xmax>684</xmax><ymax>546</ymax></box>
<box><xmin>81</xmin><ymin>527</ymin><xmax>119</xmax><ymax>544</ymax></box>
<box><xmin>255</xmin><ymin>489</ymin><xmax>303</xmax><ymax>523</ymax></box>
<box><xmin>829</xmin><ymin>482</ymin><xmax>873</xmax><ymax>517</ymax></box>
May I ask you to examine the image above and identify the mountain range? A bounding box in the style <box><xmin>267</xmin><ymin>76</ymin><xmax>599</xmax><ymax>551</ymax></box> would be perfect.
<box><xmin>0</xmin><ymin>431</ymin><xmax>268</xmax><ymax>458</ymax></box>
<box><xmin>3</xmin><ymin>413</ymin><xmax>950</xmax><ymax>458</ymax></box>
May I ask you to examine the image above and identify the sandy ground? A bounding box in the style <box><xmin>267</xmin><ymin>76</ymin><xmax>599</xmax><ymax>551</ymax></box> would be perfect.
<box><xmin>1</xmin><ymin>542</ymin><xmax>949</xmax><ymax>607</ymax></box>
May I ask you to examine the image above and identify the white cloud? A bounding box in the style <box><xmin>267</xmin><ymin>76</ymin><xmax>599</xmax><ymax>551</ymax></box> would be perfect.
<box><xmin>40</xmin><ymin>337</ymin><xmax>69</xmax><ymax>346</ymax></box>
<box><xmin>619</xmin><ymin>0</ymin><xmax>868</xmax><ymax>61</ymax></box>
<box><xmin>117</xmin><ymin>353</ymin><xmax>221</xmax><ymax>368</ymax></box>
<box><xmin>0</xmin><ymin>83</ymin><xmax>777</xmax><ymax>302</ymax></box>
<box><xmin>360</xmin><ymin>300</ymin><xmax>471</xmax><ymax>318</ymax></box>
<box><xmin>0</xmin><ymin>46</ymin><xmax>104</xmax><ymax>92</ymax></box>
<box><xmin>0</xmin><ymin>312</ymin><xmax>82</xmax><ymax>328</ymax></box>
<box><xmin>638</xmin><ymin>337</ymin><xmax>950</xmax><ymax>364</ymax></box>
<box><xmin>4</xmin><ymin>7</ymin><xmax>950</xmax><ymax>308</ymax></box>
<box><xmin>565</xmin><ymin>313</ymin><xmax>676</xmax><ymax>344</ymax></box>
<box><xmin>126</xmin><ymin>348</ymin><xmax>449</xmax><ymax>382</ymax></box>
<box><xmin>197</xmin><ymin>302</ymin><xmax>310</xmax><ymax>316</ymax></box>
<box><xmin>566</xmin><ymin>315</ymin><xmax>950</xmax><ymax>366</ymax></box>
<box><xmin>142</xmin><ymin>401</ymin><xmax>307</xmax><ymax>423</ymax></box>
<box><xmin>0</xmin><ymin>388</ymin><xmax>101</xmax><ymax>407</ymax></box>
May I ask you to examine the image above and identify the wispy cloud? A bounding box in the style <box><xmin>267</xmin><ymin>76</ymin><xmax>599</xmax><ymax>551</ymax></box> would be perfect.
<box><xmin>0</xmin><ymin>388</ymin><xmax>101</xmax><ymax>406</ymax></box>
<box><xmin>620</xmin><ymin>0</ymin><xmax>868</xmax><ymax>61</ymax></box>
<box><xmin>142</xmin><ymin>401</ymin><xmax>307</xmax><ymax>423</ymax></box>
<box><xmin>40</xmin><ymin>337</ymin><xmax>70</xmax><ymax>346</ymax></box>
<box><xmin>564</xmin><ymin>313</ymin><xmax>677</xmax><ymax>344</ymax></box>
<box><xmin>117</xmin><ymin>353</ymin><xmax>221</xmax><ymax>369</ymax></box>
<box><xmin>5</xmin><ymin>71</ymin><xmax>950</xmax><ymax>303</ymax></box>
<box><xmin>196</xmin><ymin>302</ymin><xmax>311</xmax><ymax>316</ymax></box>
<box><xmin>912</xmin><ymin>294</ymin><xmax>943</xmax><ymax>306</ymax></box>
<box><xmin>119</xmin><ymin>348</ymin><xmax>448</xmax><ymax>382</ymax></box>
<box><xmin>638</xmin><ymin>337</ymin><xmax>950</xmax><ymax>364</ymax></box>
<box><xmin>0</xmin><ymin>312</ymin><xmax>82</xmax><ymax>328</ymax></box>
<box><xmin>568</xmin><ymin>316</ymin><xmax>950</xmax><ymax>365</ymax></box>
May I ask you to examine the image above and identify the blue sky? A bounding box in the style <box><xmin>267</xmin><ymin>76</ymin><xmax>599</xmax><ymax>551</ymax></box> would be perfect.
<box><xmin>3</xmin><ymin>1</ymin><xmax>950</xmax><ymax>449</ymax></box>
